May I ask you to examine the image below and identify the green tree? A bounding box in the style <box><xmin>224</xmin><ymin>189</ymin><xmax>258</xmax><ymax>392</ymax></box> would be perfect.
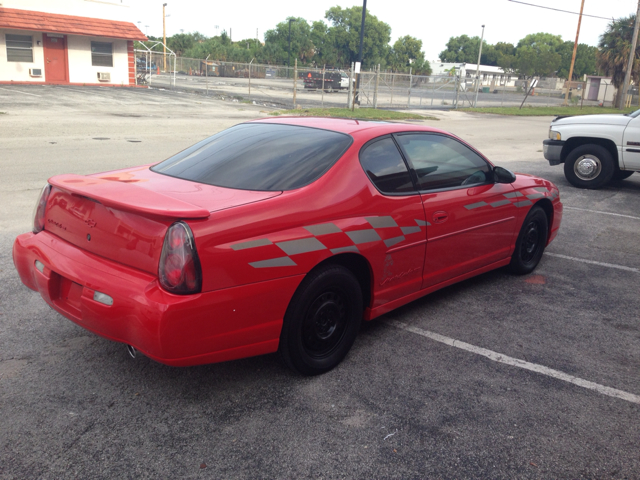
<box><xmin>438</xmin><ymin>35</ymin><xmax>497</xmax><ymax>65</ymax></box>
<box><xmin>557</xmin><ymin>42</ymin><xmax>598</xmax><ymax>79</ymax></box>
<box><xmin>324</xmin><ymin>6</ymin><xmax>391</xmax><ymax>68</ymax></box>
<box><xmin>510</xmin><ymin>33</ymin><xmax>563</xmax><ymax>78</ymax></box>
<box><xmin>167</xmin><ymin>32</ymin><xmax>194</xmax><ymax>56</ymax></box>
<box><xmin>597</xmin><ymin>14</ymin><xmax>640</xmax><ymax>91</ymax></box>
<box><xmin>389</xmin><ymin>35</ymin><xmax>431</xmax><ymax>74</ymax></box>
<box><xmin>264</xmin><ymin>17</ymin><xmax>315</xmax><ymax>65</ymax></box>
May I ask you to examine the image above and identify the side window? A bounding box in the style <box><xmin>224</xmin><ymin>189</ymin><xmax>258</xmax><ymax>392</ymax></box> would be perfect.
<box><xmin>360</xmin><ymin>137</ymin><xmax>416</xmax><ymax>194</ymax></box>
<box><xmin>396</xmin><ymin>134</ymin><xmax>491</xmax><ymax>191</ymax></box>
<box><xmin>91</xmin><ymin>42</ymin><xmax>113</xmax><ymax>67</ymax></box>
<box><xmin>6</xmin><ymin>34</ymin><xmax>33</xmax><ymax>63</ymax></box>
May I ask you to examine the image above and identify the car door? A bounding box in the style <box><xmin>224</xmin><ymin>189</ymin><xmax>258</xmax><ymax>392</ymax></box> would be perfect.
<box><xmin>394</xmin><ymin>133</ymin><xmax>517</xmax><ymax>289</ymax></box>
<box><xmin>622</xmin><ymin>114</ymin><xmax>640</xmax><ymax>170</ymax></box>
<box><xmin>359</xmin><ymin>135</ymin><xmax>427</xmax><ymax>307</ymax></box>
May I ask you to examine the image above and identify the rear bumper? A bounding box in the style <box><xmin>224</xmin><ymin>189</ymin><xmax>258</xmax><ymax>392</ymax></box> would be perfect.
<box><xmin>543</xmin><ymin>139</ymin><xmax>565</xmax><ymax>165</ymax></box>
<box><xmin>13</xmin><ymin>231</ymin><xmax>303</xmax><ymax>366</ymax></box>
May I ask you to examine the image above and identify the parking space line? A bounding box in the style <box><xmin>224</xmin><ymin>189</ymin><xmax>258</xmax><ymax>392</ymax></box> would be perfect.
<box><xmin>0</xmin><ymin>86</ymin><xmax>41</xmax><ymax>97</ymax></box>
<box><xmin>564</xmin><ymin>206</ymin><xmax>640</xmax><ymax>221</ymax></box>
<box><xmin>545</xmin><ymin>253</ymin><xmax>640</xmax><ymax>273</ymax></box>
<box><xmin>387</xmin><ymin>320</ymin><xmax>640</xmax><ymax>405</ymax></box>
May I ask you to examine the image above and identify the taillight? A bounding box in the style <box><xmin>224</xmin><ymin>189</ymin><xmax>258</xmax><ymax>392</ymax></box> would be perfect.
<box><xmin>32</xmin><ymin>184</ymin><xmax>51</xmax><ymax>234</ymax></box>
<box><xmin>158</xmin><ymin>222</ymin><xmax>202</xmax><ymax>295</ymax></box>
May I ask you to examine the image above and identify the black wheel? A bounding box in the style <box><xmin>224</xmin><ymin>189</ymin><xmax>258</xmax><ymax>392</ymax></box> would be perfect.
<box><xmin>612</xmin><ymin>169</ymin><xmax>634</xmax><ymax>181</ymax></box>
<box><xmin>563</xmin><ymin>144</ymin><xmax>615</xmax><ymax>189</ymax></box>
<box><xmin>324</xmin><ymin>85</ymin><xmax>334</xmax><ymax>93</ymax></box>
<box><xmin>507</xmin><ymin>206</ymin><xmax>549</xmax><ymax>275</ymax></box>
<box><xmin>279</xmin><ymin>265</ymin><xmax>363</xmax><ymax>376</ymax></box>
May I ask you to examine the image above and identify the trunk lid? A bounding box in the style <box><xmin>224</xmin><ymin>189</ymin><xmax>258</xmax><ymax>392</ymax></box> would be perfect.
<box><xmin>44</xmin><ymin>168</ymin><xmax>281</xmax><ymax>274</ymax></box>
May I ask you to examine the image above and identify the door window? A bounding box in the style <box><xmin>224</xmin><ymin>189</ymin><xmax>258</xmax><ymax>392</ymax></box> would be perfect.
<box><xmin>360</xmin><ymin>136</ymin><xmax>416</xmax><ymax>194</ymax></box>
<box><xmin>396</xmin><ymin>134</ymin><xmax>491</xmax><ymax>191</ymax></box>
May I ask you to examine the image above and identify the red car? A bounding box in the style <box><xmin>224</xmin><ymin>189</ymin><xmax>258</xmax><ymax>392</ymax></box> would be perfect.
<box><xmin>13</xmin><ymin>117</ymin><xmax>562</xmax><ymax>375</ymax></box>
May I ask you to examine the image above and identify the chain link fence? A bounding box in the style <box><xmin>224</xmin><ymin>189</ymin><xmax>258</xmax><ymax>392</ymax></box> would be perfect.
<box><xmin>134</xmin><ymin>50</ymin><xmax>607</xmax><ymax>110</ymax></box>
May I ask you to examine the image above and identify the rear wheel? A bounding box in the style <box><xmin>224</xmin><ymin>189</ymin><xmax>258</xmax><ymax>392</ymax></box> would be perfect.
<box><xmin>508</xmin><ymin>206</ymin><xmax>549</xmax><ymax>275</ymax></box>
<box><xmin>280</xmin><ymin>265</ymin><xmax>362</xmax><ymax>376</ymax></box>
<box><xmin>563</xmin><ymin>144</ymin><xmax>615</xmax><ymax>189</ymax></box>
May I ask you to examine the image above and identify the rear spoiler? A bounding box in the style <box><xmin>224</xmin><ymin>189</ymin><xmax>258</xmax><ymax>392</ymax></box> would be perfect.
<box><xmin>49</xmin><ymin>174</ymin><xmax>210</xmax><ymax>219</ymax></box>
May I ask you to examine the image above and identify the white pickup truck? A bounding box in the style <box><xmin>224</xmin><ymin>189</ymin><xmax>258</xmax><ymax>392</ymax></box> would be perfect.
<box><xmin>543</xmin><ymin>111</ymin><xmax>639</xmax><ymax>188</ymax></box>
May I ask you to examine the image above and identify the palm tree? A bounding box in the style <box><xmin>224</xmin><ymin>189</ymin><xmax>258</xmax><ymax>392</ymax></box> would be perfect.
<box><xmin>597</xmin><ymin>15</ymin><xmax>640</xmax><ymax>93</ymax></box>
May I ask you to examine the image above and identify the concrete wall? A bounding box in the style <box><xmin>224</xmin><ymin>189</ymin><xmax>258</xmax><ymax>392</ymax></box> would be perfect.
<box><xmin>0</xmin><ymin>29</ymin><xmax>130</xmax><ymax>84</ymax></box>
<box><xmin>2</xmin><ymin>0</ymin><xmax>130</xmax><ymax>21</ymax></box>
<box><xmin>0</xmin><ymin>29</ymin><xmax>45</xmax><ymax>82</ymax></box>
<box><xmin>67</xmin><ymin>35</ymin><xmax>129</xmax><ymax>85</ymax></box>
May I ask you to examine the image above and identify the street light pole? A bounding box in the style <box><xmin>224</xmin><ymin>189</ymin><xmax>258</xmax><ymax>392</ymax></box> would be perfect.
<box><xmin>354</xmin><ymin>0</ymin><xmax>367</xmax><ymax>105</ymax></box>
<box><xmin>474</xmin><ymin>25</ymin><xmax>485</xmax><ymax>108</ymax></box>
<box><xmin>162</xmin><ymin>3</ymin><xmax>167</xmax><ymax>72</ymax></box>
<box><xmin>288</xmin><ymin>18</ymin><xmax>294</xmax><ymax>78</ymax></box>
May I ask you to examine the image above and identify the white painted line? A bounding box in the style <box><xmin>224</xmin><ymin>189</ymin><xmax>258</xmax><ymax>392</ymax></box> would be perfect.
<box><xmin>564</xmin><ymin>206</ymin><xmax>640</xmax><ymax>221</ymax></box>
<box><xmin>545</xmin><ymin>253</ymin><xmax>640</xmax><ymax>273</ymax></box>
<box><xmin>0</xmin><ymin>86</ymin><xmax>41</xmax><ymax>97</ymax></box>
<box><xmin>387</xmin><ymin>320</ymin><xmax>640</xmax><ymax>405</ymax></box>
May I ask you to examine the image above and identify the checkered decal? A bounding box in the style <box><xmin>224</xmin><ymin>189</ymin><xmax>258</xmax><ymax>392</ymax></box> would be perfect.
<box><xmin>463</xmin><ymin>187</ymin><xmax>552</xmax><ymax>211</ymax></box>
<box><xmin>230</xmin><ymin>216</ymin><xmax>427</xmax><ymax>268</ymax></box>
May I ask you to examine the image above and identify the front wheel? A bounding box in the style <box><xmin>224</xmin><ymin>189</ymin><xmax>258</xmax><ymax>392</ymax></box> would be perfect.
<box><xmin>279</xmin><ymin>265</ymin><xmax>363</xmax><ymax>376</ymax></box>
<box><xmin>507</xmin><ymin>206</ymin><xmax>549</xmax><ymax>275</ymax></box>
<box><xmin>563</xmin><ymin>144</ymin><xmax>615</xmax><ymax>189</ymax></box>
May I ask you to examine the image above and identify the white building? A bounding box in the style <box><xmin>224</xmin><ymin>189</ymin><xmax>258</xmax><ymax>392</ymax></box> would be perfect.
<box><xmin>430</xmin><ymin>62</ymin><xmax>519</xmax><ymax>88</ymax></box>
<box><xmin>0</xmin><ymin>0</ymin><xmax>146</xmax><ymax>86</ymax></box>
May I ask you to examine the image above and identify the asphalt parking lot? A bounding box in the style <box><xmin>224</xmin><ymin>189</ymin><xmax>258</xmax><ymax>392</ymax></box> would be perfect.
<box><xmin>1</xmin><ymin>85</ymin><xmax>639</xmax><ymax>479</ymax></box>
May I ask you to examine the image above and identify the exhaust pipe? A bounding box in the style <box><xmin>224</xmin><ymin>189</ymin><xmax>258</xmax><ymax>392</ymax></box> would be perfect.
<box><xmin>126</xmin><ymin>344</ymin><xmax>137</xmax><ymax>359</ymax></box>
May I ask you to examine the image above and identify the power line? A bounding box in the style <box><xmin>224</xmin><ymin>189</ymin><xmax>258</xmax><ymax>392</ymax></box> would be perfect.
<box><xmin>507</xmin><ymin>0</ymin><xmax>614</xmax><ymax>20</ymax></box>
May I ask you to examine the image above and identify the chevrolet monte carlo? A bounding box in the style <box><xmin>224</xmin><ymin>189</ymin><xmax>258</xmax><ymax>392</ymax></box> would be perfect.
<box><xmin>14</xmin><ymin>117</ymin><xmax>562</xmax><ymax>375</ymax></box>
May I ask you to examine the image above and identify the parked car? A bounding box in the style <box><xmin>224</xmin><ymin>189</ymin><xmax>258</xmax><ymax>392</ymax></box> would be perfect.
<box><xmin>302</xmin><ymin>70</ymin><xmax>351</xmax><ymax>92</ymax></box>
<box><xmin>543</xmin><ymin>110</ymin><xmax>639</xmax><ymax>188</ymax></box>
<box><xmin>14</xmin><ymin>117</ymin><xmax>562</xmax><ymax>375</ymax></box>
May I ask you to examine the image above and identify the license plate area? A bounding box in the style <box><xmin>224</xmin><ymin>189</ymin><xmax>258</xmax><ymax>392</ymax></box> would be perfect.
<box><xmin>52</xmin><ymin>273</ymin><xmax>83</xmax><ymax>318</ymax></box>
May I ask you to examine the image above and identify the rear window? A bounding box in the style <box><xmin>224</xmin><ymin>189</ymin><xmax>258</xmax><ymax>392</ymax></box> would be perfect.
<box><xmin>151</xmin><ymin>123</ymin><xmax>353</xmax><ymax>191</ymax></box>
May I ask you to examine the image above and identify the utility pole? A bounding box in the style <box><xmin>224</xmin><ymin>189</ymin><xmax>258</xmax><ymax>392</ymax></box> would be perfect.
<box><xmin>288</xmin><ymin>18</ymin><xmax>294</xmax><ymax>78</ymax></box>
<box><xmin>620</xmin><ymin>0</ymin><xmax>640</xmax><ymax>109</ymax></box>
<box><xmin>564</xmin><ymin>0</ymin><xmax>585</xmax><ymax>106</ymax></box>
<box><xmin>473</xmin><ymin>25</ymin><xmax>485</xmax><ymax>108</ymax></box>
<box><xmin>354</xmin><ymin>0</ymin><xmax>367</xmax><ymax>105</ymax></box>
<box><xmin>162</xmin><ymin>3</ymin><xmax>167</xmax><ymax>72</ymax></box>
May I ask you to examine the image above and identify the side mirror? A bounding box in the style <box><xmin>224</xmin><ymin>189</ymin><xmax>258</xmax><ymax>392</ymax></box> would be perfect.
<box><xmin>494</xmin><ymin>166</ymin><xmax>516</xmax><ymax>184</ymax></box>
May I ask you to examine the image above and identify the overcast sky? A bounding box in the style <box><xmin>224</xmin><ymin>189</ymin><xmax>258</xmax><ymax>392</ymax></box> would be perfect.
<box><xmin>127</xmin><ymin>0</ymin><xmax>637</xmax><ymax>61</ymax></box>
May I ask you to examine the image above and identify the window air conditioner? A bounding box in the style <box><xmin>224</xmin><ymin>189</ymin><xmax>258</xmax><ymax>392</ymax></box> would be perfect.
<box><xmin>97</xmin><ymin>72</ymin><xmax>111</xmax><ymax>82</ymax></box>
<box><xmin>29</xmin><ymin>68</ymin><xmax>42</xmax><ymax>77</ymax></box>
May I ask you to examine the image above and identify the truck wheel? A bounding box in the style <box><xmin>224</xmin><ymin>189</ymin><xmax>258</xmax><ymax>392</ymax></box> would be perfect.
<box><xmin>564</xmin><ymin>144</ymin><xmax>615</xmax><ymax>189</ymax></box>
<box><xmin>325</xmin><ymin>85</ymin><xmax>334</xmax><ymax>93</ymax></box>
<box><xmin>612</xmin><ymin>170</ymin><xmax>634</xmax><ymax>181</ymax></box>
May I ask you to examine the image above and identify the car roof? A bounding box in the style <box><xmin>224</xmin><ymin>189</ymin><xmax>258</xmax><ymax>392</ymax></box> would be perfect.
<box><xmin>251</xmin><ymin>116</ymin><xmax>448</xmax><ymax>137</ymax></box>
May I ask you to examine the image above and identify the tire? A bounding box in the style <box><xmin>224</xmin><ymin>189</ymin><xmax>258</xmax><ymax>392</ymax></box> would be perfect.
<box><xmin>507</xmin><ymin>206</ymin><xmax>549</xmax><ymax>275</ymax></box>
<box><xmin>324</xmin><ymin>85</ymin><xmax>334</xmax><ymax>93</ymax></box>
<box><xmin>563</xmin><ymin>144</ymin><xmax>615</xmax><ymax>189</ymax></box>
<box><xmin>612</xmin><ymin>170</ymin><xmax>634</xmax><ymax>181</ymax></box>
<box><xmin>279</xmin><ymin>265</ymin><xmax>363</xmax><ymax>376</ymax></box>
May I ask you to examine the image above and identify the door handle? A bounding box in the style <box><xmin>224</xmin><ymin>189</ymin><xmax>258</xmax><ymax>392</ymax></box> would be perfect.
<box><xmin>433</xmin><ymin>211</ymin><xmax>448</xmax><ymax>224</ymax></box>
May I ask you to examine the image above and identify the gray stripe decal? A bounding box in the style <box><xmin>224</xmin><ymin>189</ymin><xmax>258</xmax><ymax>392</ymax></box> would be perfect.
<box><xmin>366</xmin><ymin>216</ymin><xmax>398</xmax><ymax>228</ymax></box>
<box><xmin>331</xmin><ymin>246</ymin><xmax>360</xmax><ymax>254</ymax></box>
<box><xmin>490</xmin><ymin>199</ymin><xmax>512</xmax><ymax>208</ymax></box>
<box><xmin>401</xmin><ymin>226</ymin><xmax>421</xmax><ymax>235</ymax></box>
<box><xmin>276</xmin><ymin>237</ymin><xmax>327</xmax><ymax>256</ymax></box>
<box><xmin>503</xmin><ymin>191</ymin><xmax>524</xmax><ymax>198</ymax></box>
<box><xmin>533</xmin><ymin>187</ymin><xmax>548</xmax><ymax>193</ymax></box>
<box><xmin>415</xmin><ymin>219</ymin><xmax>428</xmax><ymax>226</ymax></box>
<box><xmin>384</xmin><ymin>236</ymin><xmax>405</xmax><ymax>248</ymax></box>
<box><xmin>514</xmin><ymin>200</ymin><xmax>533</xmax><ymax>208</ymax></box>
<box><xmin>527</xmin><ymin>193</ymin><xmax>545</xmax><ymax>200</ymax></box>
<box><xmin>249</xmin><ymin>257</ymin><xmax>297</xmax><ymax>268</ymax></box>
<box><xmin>346</xmin><ymin>229</ymin><xmax>382</xmax><ymax>244</ymax></box>
<box><xmin>231</xmin><ymin>238</ymin><xmax>273</xmax><ymax>250</ymax></box>
<box><xmin>465</xmin><ymin>201</ymin><xmax>488</xmax><ymax>210</ymax></box>
<box><xmin>304</xmin><ymin>223</ymin><xmax>342</xmax><ymax>236</ymax></box>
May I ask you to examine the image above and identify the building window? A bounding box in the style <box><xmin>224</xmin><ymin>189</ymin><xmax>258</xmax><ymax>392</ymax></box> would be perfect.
<box><xmin>91</xmin><ymin>42</ymin><xmax>113</xmax><ymax>67</ymax></box>
<box><xmin>6</xmin><ymin>34</ymin><xmax>33</xmax><ymax>62</ymax></box>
